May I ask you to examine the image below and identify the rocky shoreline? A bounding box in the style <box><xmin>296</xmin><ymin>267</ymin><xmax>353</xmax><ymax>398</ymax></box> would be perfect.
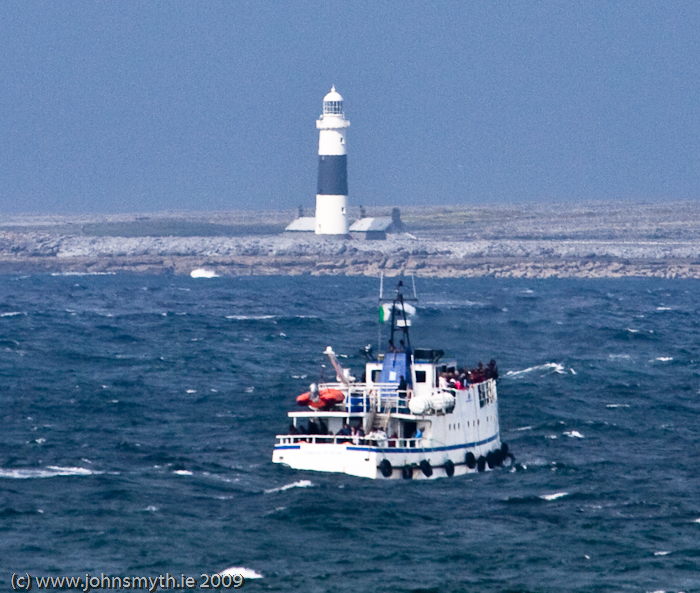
<box><xmin>2</xmin><ymin>201</ymin><xmax>700</xmax><ymax>278</ymax></box>
<box><xmin>0</xmin><ymin>232</ymin><xmax>699</xmax><ymax>278</ymax></box>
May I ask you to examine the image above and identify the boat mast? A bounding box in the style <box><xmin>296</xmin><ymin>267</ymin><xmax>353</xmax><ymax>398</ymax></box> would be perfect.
<box><xmin>378</xmin><ymin>274</ymin><xmax>418</xmax><ymax>353</ymax></box>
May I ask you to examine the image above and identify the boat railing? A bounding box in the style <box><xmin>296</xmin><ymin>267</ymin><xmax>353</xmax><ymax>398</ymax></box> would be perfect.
<box><xmin>276</xmin><ymin>434</ymin><xmax>427</xmax><ymax>448</ymax></box>
<box><xmin>314</xmin><ymin>381</ymin><xmax>490</xmax><ymax>414</ymax></box>
<box><xmin>315</xmin><ymin>381</ymin><xmax>413</xmax><ymax>414</ymax></box>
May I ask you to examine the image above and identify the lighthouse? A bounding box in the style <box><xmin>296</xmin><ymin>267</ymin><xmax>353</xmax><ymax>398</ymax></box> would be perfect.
<box><xmin>315</xmin><ymin>86</ymin><xmax>350</xmax><ymax>236</ymax></box>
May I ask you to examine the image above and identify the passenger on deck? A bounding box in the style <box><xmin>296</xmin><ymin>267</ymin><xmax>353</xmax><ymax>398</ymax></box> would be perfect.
<box><xmin>438</xmin><ymin>373</ymin><xmax>448</xmax><ymax>389</ymax></box>
<box><xmin>472</xmin><ymin>363</ymin><xmax>486</xmax><ymax>383</ymax></box>
<box><xmin>389</xmin><ymin>432</ymin><xmax>398</xmax><ymax>447</ymax></box>
<box><xmin>288</xmin><ymin>423</ymin><xmax>298</xmax><ymax>435</ymax></box>
<box><xmin>486</xmin><ymin>359</ymin><xmax>499</xmax><ymax>380</ymax></box>
<box><xmin>459</xmin><ymin>369</ymin><xmax>469</xmax><ymax>387</ymax></box>
<box><xmin>351</xmin><ymin>424</ymin><xmax>365</xmax><ymax>445</ymax></box>
<box><xmin>388</xmin><ymin>339</ymin><xmax>397</xmax><ymax>353</ymax></box>
<box><xmin>318</xmin><ymin>419</ymin><xmax>328</xmax><ymax>435</ymax></box>
<box><xmin>374</xmin><ymin>428</ymin><xmax>387</xmax><ymax>443</ymax></box>
<box><xmin>397</xmin><ymin>375</ymin><xmax>407</xmax><ymax>396</ymax></box>
<box><xmin>398</xmin><ymin>339</ymin><xmax>406</xmax><ymax>352</ymax></box>
<box><xmin>337</xmin><ymin>423</ymin><xmax>352</xmax><ymax>443</ymax></box>
<box><xmin>307</xmin><ymin>419</ymin><xmax>319</xmax><ymax>435</ymax></box>
<box><xmin>413</xmin><ymin>427</ymin><xmax>423</xmax><ymax>439</ymax></box>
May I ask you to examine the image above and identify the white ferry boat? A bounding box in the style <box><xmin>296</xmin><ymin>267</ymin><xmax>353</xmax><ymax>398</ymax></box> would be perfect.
<box><xmin>272</xmin><ymin>279</ymin><xmax>513</xmax><ymax>480</ymax></box>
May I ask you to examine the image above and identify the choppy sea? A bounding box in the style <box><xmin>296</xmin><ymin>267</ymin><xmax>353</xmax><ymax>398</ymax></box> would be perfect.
<box><xmin>1</xmin><ymin>274</ymin><xmax>699</xmax><ymax>592</ymax></box>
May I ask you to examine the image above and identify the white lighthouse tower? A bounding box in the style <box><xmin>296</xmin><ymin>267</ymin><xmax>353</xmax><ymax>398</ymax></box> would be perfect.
<box><xmin>315</xmin><ymin>86</ymin><xmax>350</xmax><ymax>236</ymax></box>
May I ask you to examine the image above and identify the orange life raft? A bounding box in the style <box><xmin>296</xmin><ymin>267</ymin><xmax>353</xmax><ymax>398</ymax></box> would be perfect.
<box><xmin>296</xmin><ymin>388</ymin><xmax>345</xmax><ymax>408</ymax></box>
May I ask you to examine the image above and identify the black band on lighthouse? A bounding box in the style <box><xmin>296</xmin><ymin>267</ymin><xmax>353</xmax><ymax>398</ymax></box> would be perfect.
<box><xmin>317</xmin><ymin>155</ymin><xmax>348</xmax><ymax>195</ymax></box>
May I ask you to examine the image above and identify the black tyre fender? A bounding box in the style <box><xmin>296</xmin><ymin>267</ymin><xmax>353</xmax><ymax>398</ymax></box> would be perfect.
<box><xmin>500</xmin><ymin>442</ymin><xmax>509</xmax><ymax>457</ymax></box>
<box><xmin>466</xmin><ymin>451</ymin><xmax>477</xmax><ymax>469</ymax></box>
<box><xmin>420</xmin><ymin>460</ymin><xmax>433</xmax><ymax>478</ymax></box>
<box><xmin>477</xmin><ymin>456</ymin><xmax>487</xmax><ymax>472</ymax></box>
<box><xmin>486</xmin><ymin>451</ymin><xmax>496</xmax><ymax>469</ymax></box>
<box><xmin>444</xmin><ymin>459</ymin><xmax>455</xmax><ymax>477</ymax></box>
<box><xmin>379</xmin><ymin>459</ymin><xmax>393</xmax><ymax>478</ymax></box>
<box><xmin>493</xmin><ymin>448</ymin><xmax>503</xmax><ymax>467</ymax></box>
<box><xmin>402</xmin><ymin>466</ymin><xmax>413</xmax><ymax>480</ymax></box>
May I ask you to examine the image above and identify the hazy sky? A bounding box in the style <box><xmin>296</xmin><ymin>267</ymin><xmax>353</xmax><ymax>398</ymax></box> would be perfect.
<box><xmin>1</xmin><ymin>1</ymin><xmax>698</xmax><ymax>214</ymax></box>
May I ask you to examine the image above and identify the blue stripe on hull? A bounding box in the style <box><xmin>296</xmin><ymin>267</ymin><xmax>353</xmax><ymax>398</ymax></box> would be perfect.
<box><xmin>274</xmin><ymin>433</ymin><xmax>499</xmax><ymax>454</ymax></box>
<box><xmin>317</xmin><ymin>155</ymin><xmax>348</xmax><ymax>195</ymax></box>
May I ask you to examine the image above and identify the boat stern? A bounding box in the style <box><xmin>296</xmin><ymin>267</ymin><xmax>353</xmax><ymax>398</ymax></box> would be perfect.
<box><xmin>273</xmin><ymin>439</ymin><xmax>378</xmax><ymax>479</ymax></box>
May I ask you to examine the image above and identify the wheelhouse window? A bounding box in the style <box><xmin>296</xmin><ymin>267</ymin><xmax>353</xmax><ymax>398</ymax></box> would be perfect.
<box><xmin>415</xmin><ymin>370</ymin><xmax>426</xmax><ymax>383</ymax></box>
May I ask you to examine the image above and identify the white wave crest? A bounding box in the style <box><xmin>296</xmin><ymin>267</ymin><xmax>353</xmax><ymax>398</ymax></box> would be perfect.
<box><xmin>264</xmin><ymin>479</ymin><xmax>313</xmax><ymax>494</ymax></box>
<box><xmin>226</xmin><ymin>315</ymin><xmax>275</xmax><ymax>320</ymax></box>
<box><xmin>540</xmin><ymin>492</ymin><xmax>568</xmax><ymax>501</ymax></box>
<box><xmin>655</xmin><ymin>357</ymin><xmax>673</xmax><ymax>362</ymax></box>
<box><xmin>506</xmin><ymin>362</ymin><xmax>566</xmax><ymax>377</ymax></box>
<box><xmin>219</xmin><ymin>567</ymin><xmax>263</xmax><ymax>579</ymax></box>
<box><xmin>653</xmin><ymin>551</ymin><xmax>671</xmax><ymax>556</ymax></box>
<box><xmin>0</xmin><ymin>466</ymin><xmax>97</xmax><ymax>479</ymax></box>
<box><xmin>606</xmin><ymin>404</ymin><xmax>630</xmax><ymax>408</ymax></box>
<box><xmin>0</xmin><ymin>311</ymin><xmax>25</xmax><ymax>317</ymax></box>
<box><xmin>174</xmin><ymin>470</ymin><xmax>193</xmax><ymax>476</ymax></box>
<box><xmin>190</xmin><ymin>268</ymin><xmax>219</xmax><ymax>278</ymax></box>
<box><xmin>563</xmin><ymin>430</ymin><xmax>584</xmax><ymax>438</ymax></box>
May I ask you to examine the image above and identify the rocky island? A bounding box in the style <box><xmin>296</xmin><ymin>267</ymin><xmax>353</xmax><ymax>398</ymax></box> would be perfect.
<box><xmin>1</xmin><ymin>201</ymin><xmax>700</xmax><ymax>278</ymax></box>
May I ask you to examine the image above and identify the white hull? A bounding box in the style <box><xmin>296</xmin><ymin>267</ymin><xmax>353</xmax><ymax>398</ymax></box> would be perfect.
<box><xmin>273</xmin><ymin>435</ymin><xmax>502</xmax><ymax>480</ymax></box>
<box><xmin>273</xmin><ymin>379</ymin><xmax>506</xmax><ymax>480</ymax></box>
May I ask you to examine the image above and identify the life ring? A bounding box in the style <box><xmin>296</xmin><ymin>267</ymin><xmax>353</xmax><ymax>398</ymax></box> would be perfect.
<box><xmin>296</xmin><ymin>388</ymin><xmax>345</xmax><ymax>408</ymax></box>
<box><xmin>444</xmin><ymin>459</ymin><xmax>455</xmax><ymax>477</ymax></box>
<box><xmin>477</xmin><ymin>456</ymin><xmax>487</xmax><ymax>472</ymax></box>
<box><xmin>466</xmin><ymin>452</ymin><xmax>476</xmax><ymax>469</ymax></box>
<box><xmin>379</xmin><ymin>459</ymin><xmax>393</xmax><ymax>478</ymax></box>
<box><xmin>402</xmin><ymin>466</ymin><xmax>413</xmax><ymax>480</ymax></box>
<box><xmin>420</xmin><ymin>460</ymin><xmax>433</xmax><ymax>478</ymax></box>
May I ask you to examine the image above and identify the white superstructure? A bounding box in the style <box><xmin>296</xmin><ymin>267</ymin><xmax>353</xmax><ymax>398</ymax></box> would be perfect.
<box><xmin>315</xmin><ymin>86</ymin><xmax>350</xmax><ymax>236</ymax></box>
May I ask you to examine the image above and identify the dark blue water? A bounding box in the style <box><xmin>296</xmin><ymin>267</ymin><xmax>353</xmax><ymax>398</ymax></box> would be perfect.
<box><xmin>1</xmin><ymin>275</ymin><xmax>699</xmax><ymax>592</ymax></box>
